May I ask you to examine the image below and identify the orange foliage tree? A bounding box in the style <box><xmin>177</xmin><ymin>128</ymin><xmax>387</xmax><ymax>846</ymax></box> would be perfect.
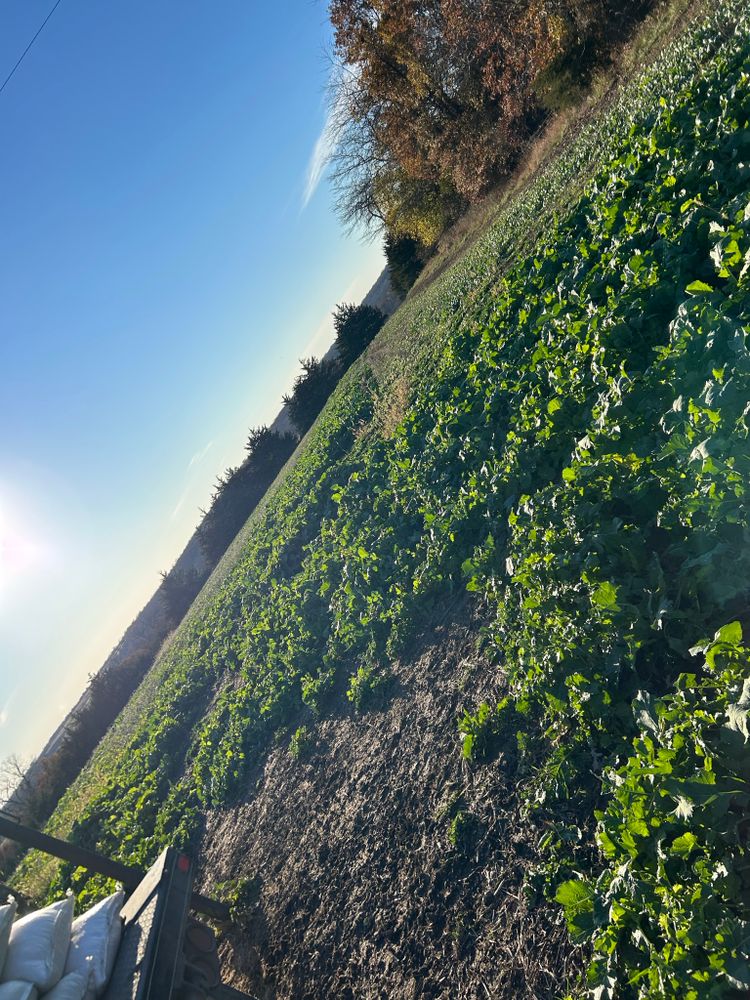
<box><xmin>329</xmin><ymin>0</ymin><xmax>651</xmax><ymax>239</ymax></box>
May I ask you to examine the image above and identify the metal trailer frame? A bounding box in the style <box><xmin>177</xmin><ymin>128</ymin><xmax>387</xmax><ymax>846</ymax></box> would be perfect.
<box><xmin>0</xmin><ymin>814</ymin><xmax>255</xmax><ymax>1000</ymax></box>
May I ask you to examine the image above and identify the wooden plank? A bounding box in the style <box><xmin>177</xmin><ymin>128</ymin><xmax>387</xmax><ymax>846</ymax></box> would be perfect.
<box><xmin>0</xmin><ymin>813</ymin><xmax>142</xmax><ymax>889</ymax></box>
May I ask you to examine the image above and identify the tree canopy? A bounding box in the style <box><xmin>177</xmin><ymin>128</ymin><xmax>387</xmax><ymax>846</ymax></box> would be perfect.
<box><xmin>283</xmin><ymin>357</ymin><xmax>343</xmax><ymax>437</ymax></box>
<box><xmin>329</xmin><ymin>0</ymin><xmax>653</xmax><ymax>243</ymax></box>
<box><xmin>333</xmin><ymin>302</ymin><xmax>386</xmax><ymax>368</ymax></box>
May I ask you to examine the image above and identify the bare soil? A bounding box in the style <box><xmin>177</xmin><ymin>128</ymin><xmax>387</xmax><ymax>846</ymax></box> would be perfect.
<box><xmin>196</xmin><ymin>601</ymin><xmax>582</xmax><ymax>999</ymax></box>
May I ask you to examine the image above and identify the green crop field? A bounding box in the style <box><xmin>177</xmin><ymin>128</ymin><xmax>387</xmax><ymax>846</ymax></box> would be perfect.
<box><xmin>16</xmin><ymin>4</ymin><xmax>750</xmax><ymax>996</ymax></box>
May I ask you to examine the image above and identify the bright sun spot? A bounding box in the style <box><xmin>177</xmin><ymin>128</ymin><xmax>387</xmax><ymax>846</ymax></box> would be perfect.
<box><xmin>0</xmin><ymin>503</ymin><xmax>43</xmax><ymax>596</ymax></box>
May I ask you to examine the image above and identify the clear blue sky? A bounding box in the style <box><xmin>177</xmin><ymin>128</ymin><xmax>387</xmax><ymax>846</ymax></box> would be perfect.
<box><xmin>0</xmin><ymin>1</ymin><xmax>384</xmax><ymax>762</ymax></box>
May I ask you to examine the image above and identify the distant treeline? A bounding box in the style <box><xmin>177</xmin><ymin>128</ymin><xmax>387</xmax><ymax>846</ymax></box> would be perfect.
<box><xmin>283</xmin><ymin>302</ymin><xmax>387</xmax><ymax>435</ymax></box>
<box><xmin>0</xmin><ymin>566</ymin><xmax>218</xmax><ymax>855</ymax></box>
<box><xmin>330</xmin><ymin>0</ymin><xmax>654</xmax><ymax>276</ymax></box>
<box><xmin>197</xmin><ymin>426</ymin><xmax>298</xmax><ymax>564</ymax></box>
<box><xmin>0</xmin><ymin>640</ymin><xmax>160</xmax><ymax>845</ymax></box>
<box><xmin>199</xmin><ymin>301</ymin><xmax>387</xmax><ymax>563</ymax></box>
<box><xmin>0</xmin><ymin>300</ymin><xmax>389</xmax><ymax>854</ymax></box>
<box><xmin>0</xmin><ymin>556</ymin><xmax>218</xmax><ymax>844</ymax></box>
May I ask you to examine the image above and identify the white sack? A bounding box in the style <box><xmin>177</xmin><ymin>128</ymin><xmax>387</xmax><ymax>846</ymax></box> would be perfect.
<box><xmin>2</xmin><ymin>897</ymin><xmax>74</xmax><ymax>992</ymax></box>
<box><xmin>40</xmin><ymin>971</ymin><xmax>88</xmax><ymax>1000</ymax></box>
<box><xmin>64</xmin><ymin>891</ymin><xmax>124</xmax><ymax>1000</ymax></box>
<box><xmin>0</xmin><ymin>981</ymin><xmax>38</xmax><ymax>1000</ymax></box>
<box><xmin>0</xmin><ymin>900</ymin><xmax>18</xmax><ymax>978</ymax></box>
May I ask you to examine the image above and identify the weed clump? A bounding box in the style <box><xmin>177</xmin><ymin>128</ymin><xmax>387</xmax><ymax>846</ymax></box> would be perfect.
<box><xmin>301</xmin><ymin>668</ymin><xmax>337</xmax><ymax>716</ymax></box>
<box><xmin>288</xmin><ymin>725</ymin><xmax>314</xmax><ymax>760</ymax></box>
<box><xmin>346</xmin><ymin>663</ymin><xmax>393</xmax><ymax>712</ymax></box>
<box><xmin>216</xmin><ymin>875</ymin><xmax>262</xmax><ymax>923</ymax></box>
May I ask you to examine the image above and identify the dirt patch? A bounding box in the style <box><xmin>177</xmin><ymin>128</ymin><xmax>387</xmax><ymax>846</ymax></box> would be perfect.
<box><xmin>197</xmin><ymin>605</ymin><xmax>581</xmax><ymax>999</ymax></box>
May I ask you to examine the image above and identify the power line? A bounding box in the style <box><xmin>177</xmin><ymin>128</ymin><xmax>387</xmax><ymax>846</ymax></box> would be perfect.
<box><xmin>0</xmin><ymin>0</ymin><xmax>64</xmax><ymax>98</ymax></box>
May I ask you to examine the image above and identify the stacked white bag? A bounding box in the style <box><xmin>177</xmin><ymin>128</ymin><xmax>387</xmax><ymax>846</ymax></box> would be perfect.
<box><xmin>2</xmin><ymin>897</ymin><xmax>74</xmax><ymax>993</ymax></box>
<box><xmin>0</xmin><ymin>896</ymin><xmax>35</xmax><ymax>999</ymax></box>
<box><xmin>0</xmin><ymin>890</ymin><xmax>124</xmax><ymax>1000</ymax></box>
<box><xmin>0</xmin><ymin>901</ymin><xmax>18</xmax><ymax>976</ymax></box>
<box><xmin>63</xmin><ymin>892</ymin><xmax>124</xmax><ymax>1000</ymax></box>
<box><xmin>41</xmin><ymin>973</ymin><xmax>90</xmax><ymax>1000</ymax></box>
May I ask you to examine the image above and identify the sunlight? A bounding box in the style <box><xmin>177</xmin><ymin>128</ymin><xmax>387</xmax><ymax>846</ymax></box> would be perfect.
<box><xmin>0</xmin><ymin>500</ymin><xmax>42</xmax><ymax>597</ymax></box>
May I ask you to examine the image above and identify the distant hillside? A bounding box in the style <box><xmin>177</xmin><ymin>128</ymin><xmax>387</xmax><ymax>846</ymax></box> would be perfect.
<box><xmin>37</xmin><ymin>531</ymin><xmax>210</xmax><ymax>765</ymax></box>
<box><xmin>360</xmin><ymin>265</ymin><xmax>401</xmax><ymax>316</ymax></box>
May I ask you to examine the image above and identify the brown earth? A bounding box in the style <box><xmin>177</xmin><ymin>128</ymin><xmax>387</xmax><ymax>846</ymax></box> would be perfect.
<box><xmin>196</xmin><ymin>600</ymin><xmax>582</xmax><ymax>999</ymax></box>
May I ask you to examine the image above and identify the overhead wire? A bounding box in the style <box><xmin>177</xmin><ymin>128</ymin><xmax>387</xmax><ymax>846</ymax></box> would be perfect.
<box><xmin>0</xmin><ymin>0</ymin><xmax>64</xmax><ymax>98</ymax></box>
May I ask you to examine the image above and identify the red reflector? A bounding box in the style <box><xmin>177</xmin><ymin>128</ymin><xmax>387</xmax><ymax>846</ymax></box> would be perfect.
<box><xmin>177</xmin><ymin>854</ymin><xmax>191</xmax><ymax>873</ymax></box>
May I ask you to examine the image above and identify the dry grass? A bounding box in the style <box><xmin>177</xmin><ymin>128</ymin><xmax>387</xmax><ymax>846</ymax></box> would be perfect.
<box><xmin>376</xmin><ymin>377</ymin><xmax>411</xmax><ymax>439</ymax></box>
<box><xmin>353</xmin><ymin>376</ymin><xmax>412</xmax><ymax>445</ymax></box>
<box><xmin>201</xmin><ymin>609</ymin><xmax>585</xmax><ymax>1000</ymax></box>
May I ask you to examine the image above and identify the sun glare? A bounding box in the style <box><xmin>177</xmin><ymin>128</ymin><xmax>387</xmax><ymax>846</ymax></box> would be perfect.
<box><xmin>0</xmin><ymin>502</ymin><xmax>42</xmax><ymax>595</ymax></box>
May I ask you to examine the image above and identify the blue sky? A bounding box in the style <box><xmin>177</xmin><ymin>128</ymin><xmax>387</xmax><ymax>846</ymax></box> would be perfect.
<box><xmin>0</xmin><ymin>1</ymin><xmax>384</xmax><ymax>761</ymax></box>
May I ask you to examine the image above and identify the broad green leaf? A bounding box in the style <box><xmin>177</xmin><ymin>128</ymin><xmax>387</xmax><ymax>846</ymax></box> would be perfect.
<box><xmin>714</xmin><ymin>621</ymin><xmax>743</xmax><ymax>646</ymax></box>
<box><xmin>726</xmin><ymin>704</ymin><xmax>749</xmax><ymax>740</ymax></box>
<box><xmin>670</xmin><ymin>831</ymin><xmax>698</xmax><ymax>857</ymax></box>
<box><xmin>592</xmin><ymin>582</ymin><xmax>621</xmax><ymax>612</ymax></box>
<box><xmin>633</xmin><ymin>691</ymin><xmax>658</xmax><ymax>733</ymax></box>
<box><xmin>555</xmin><ymin>879</ymin><xmax>593</xmax><ymax>910</ymax></box>
<box><xmin>725</xmin><ymin>958</ymin><xmax>750</xmax><ymax>991</ymax></box>
<box><xmin>689</xmin><ymin>439</ymin><xmax>712</xmax><ymax>462</ymax></box>
<box><xmin>555</xmin><ymin>879</ymin><xmax>596</xmax><ymax>941</ymax></box>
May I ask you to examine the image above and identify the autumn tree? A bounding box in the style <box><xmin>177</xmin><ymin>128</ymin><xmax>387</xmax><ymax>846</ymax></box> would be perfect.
<box><xmin>329</xmin><ymin>0</ymin><xmax>654</xmax><ymax>239</ymax></box>
<box><xmin>0</xmin><ymin>755</ymin><xmax>35</xmax><ymax>814</ymax></box>
<box><xmin>0</xmin><ymin>753</ymin><xmax>66</xmax><ymax>832</ymax></box>
<box><xmin>327</xmin><ymin>1</ymin><xmax>467</xmax><ymax>238</ymax></box>
<box><xmin>328</xmin><ymin>0</ymin><xmax>559</xmax><ymax>201</ymax></box>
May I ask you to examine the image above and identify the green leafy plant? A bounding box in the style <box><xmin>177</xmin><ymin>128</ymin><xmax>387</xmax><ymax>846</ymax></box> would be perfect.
<box><xmin>458</xmin><ymin>702</ymin><xmax>501</xmax><ymax>762</ymax></box>
<box><xmin>300</xmin><ymin>668</ymin><xmax>337</xmax><ymax>716</ymax></box>
<box><xmin>581</xmin><ymin>623</ymin><xmax>750</xmax><ymax>998</ymax></box>
<box><xmin>447</xmin><ymin>810</ymin><xmax>480</xmax><ymax>856</ymax></box>
<box><xmin>216</xmin><ymin>875</ymin><xmax>263</xmax><ymax>923</ymax></box>
<box><xmin>346</xmin><ymin>663</ymin><xmax>392</xmax><ymax>713</ymax></box>
<box><xmin>458</xmin><ymin>696</ymin><xmax>532</xmax><ymax>763</ymax></box>
<box><xmin>288</xmin><ymin>725</ymin><xmax>314</xmax><ymax>760</ymax></box>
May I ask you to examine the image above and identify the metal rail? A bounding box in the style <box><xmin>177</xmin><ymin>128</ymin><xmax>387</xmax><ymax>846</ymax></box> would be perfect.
<box><xmin>0</xmin><ymin>814</ymin><xmax>229</xmax><ymax>921</ymax></box>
